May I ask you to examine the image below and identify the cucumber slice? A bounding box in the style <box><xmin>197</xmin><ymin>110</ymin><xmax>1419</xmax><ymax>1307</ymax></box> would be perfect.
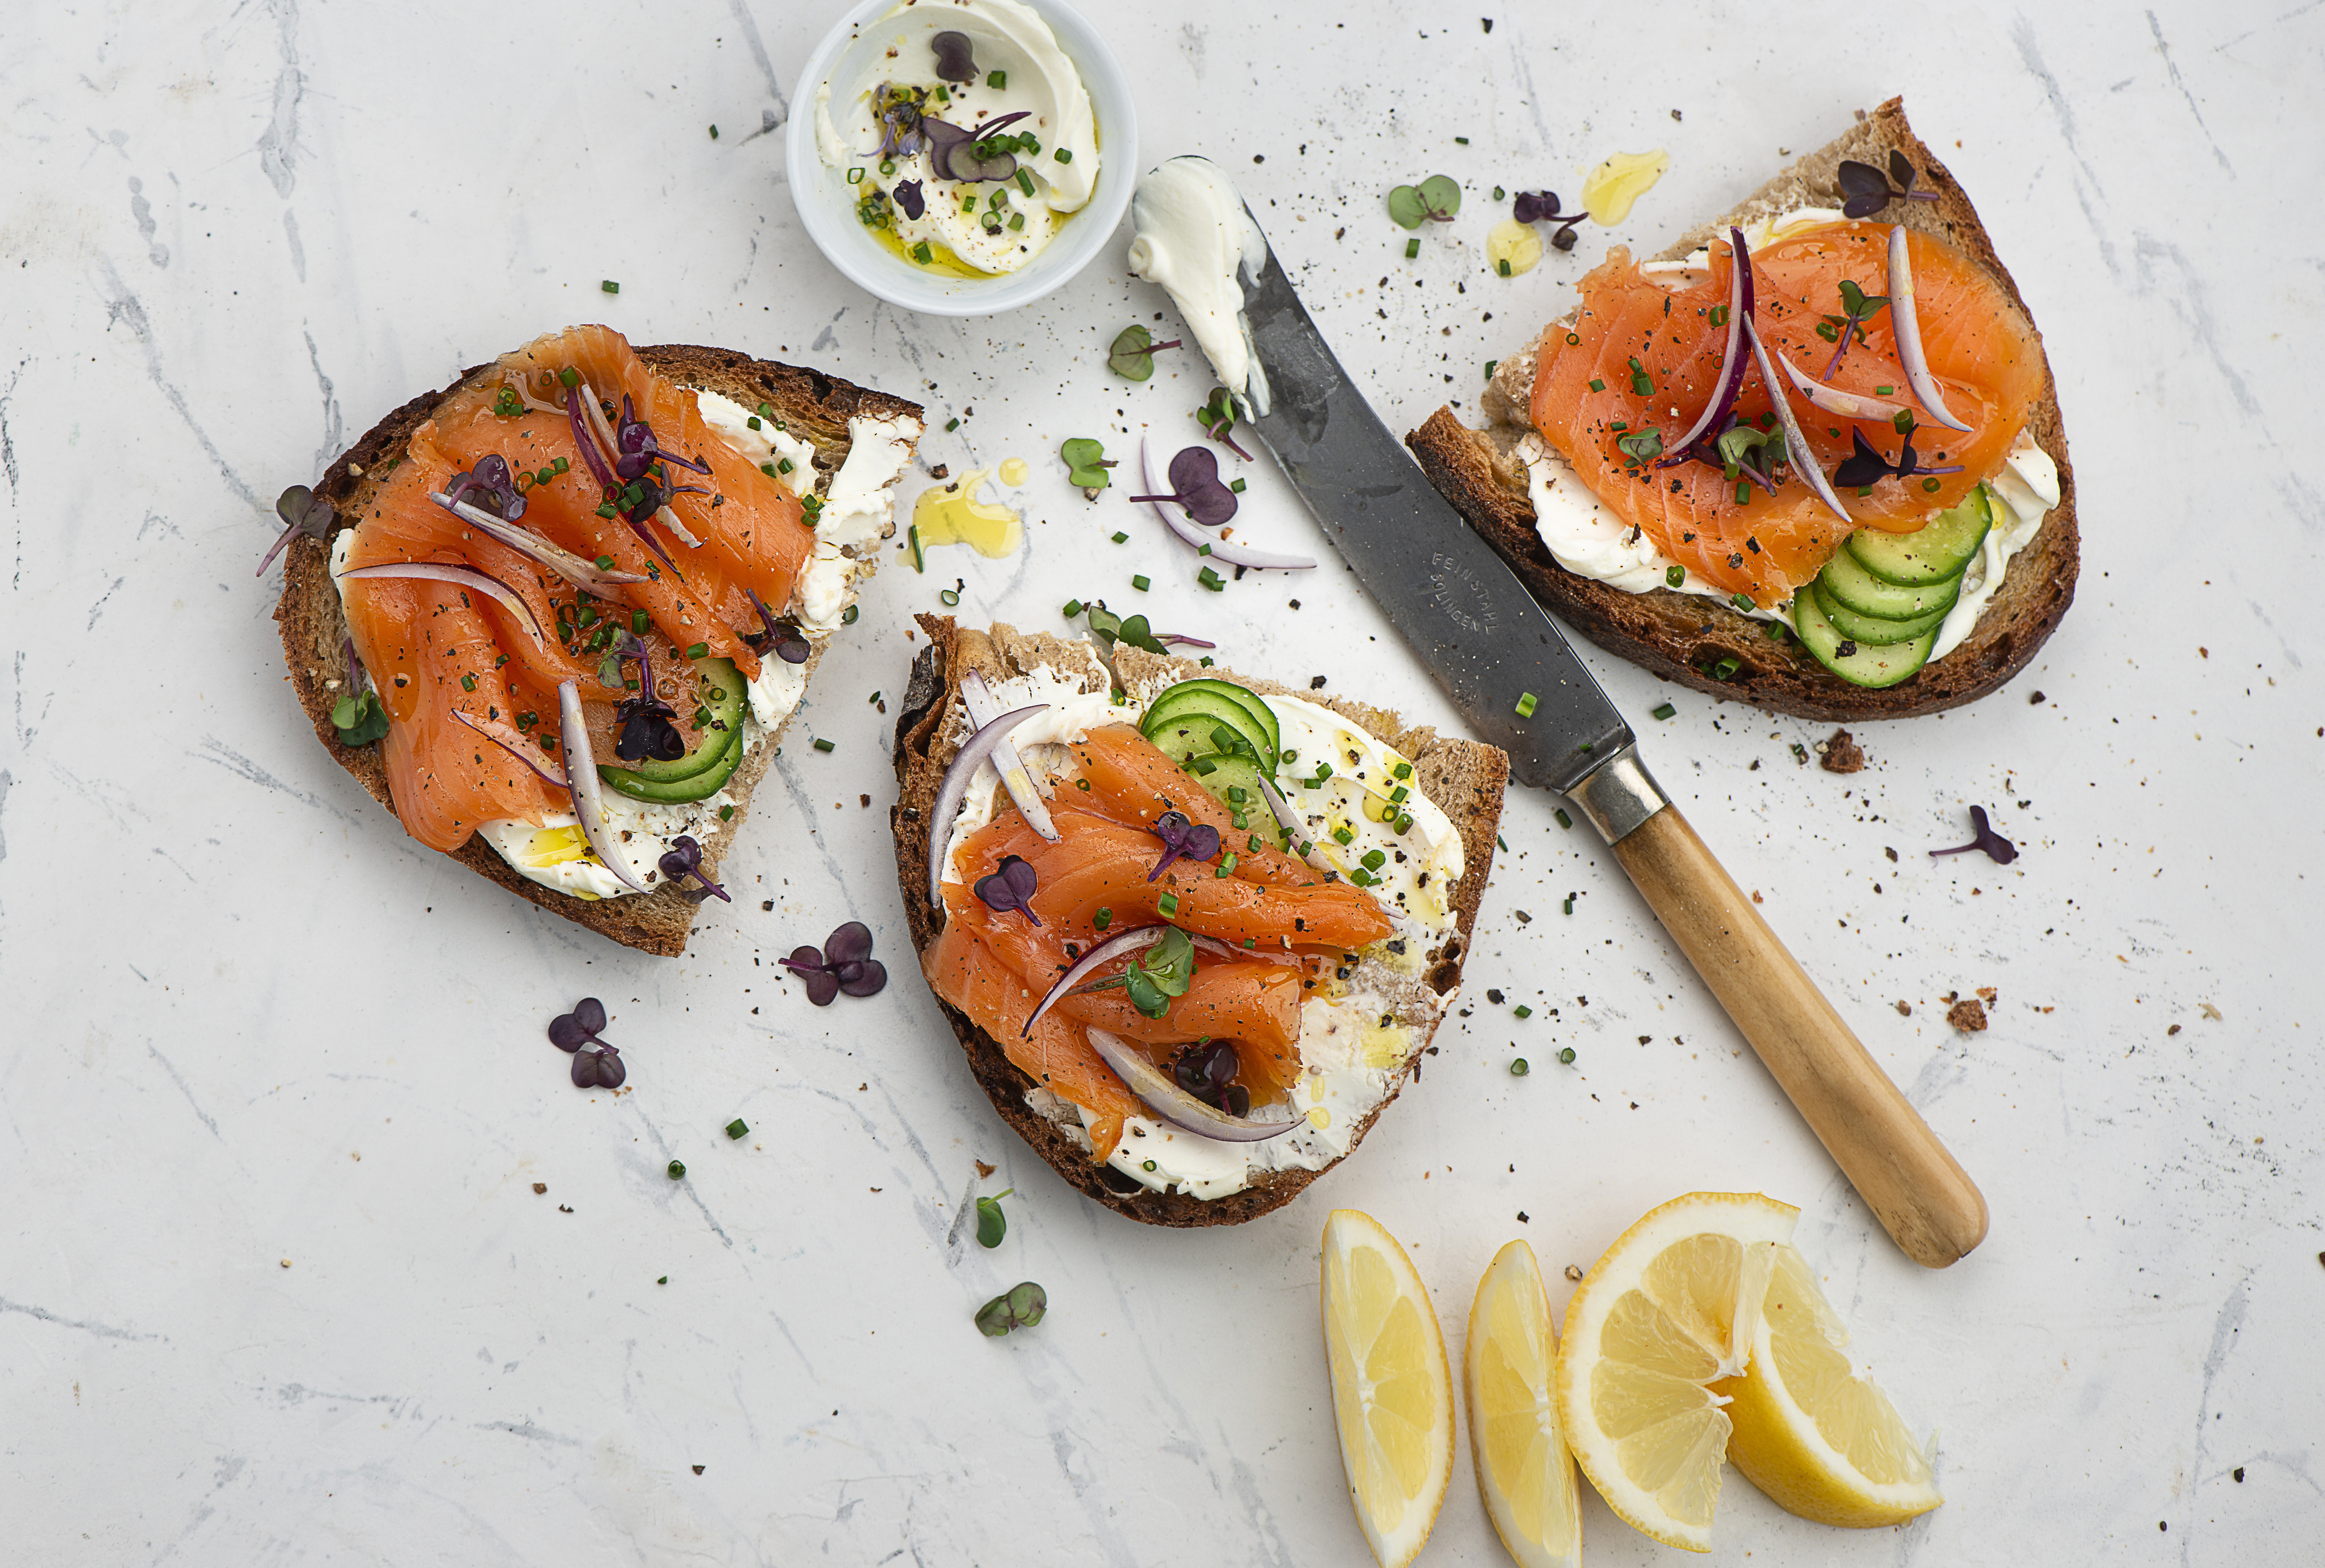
<box><xmin>624</xmin><ymin>658</ymin><xmax>748</xmax><ymax>783</ymax></box>
<box><xmin>1792</xmin><ymin>584</ymin><xmax>1937</xmax><ymax>688</ymax></box>
<box><xmin>1145</xmin><ymin>679</ymin><xmax>1279</xmax><ymax>763</ymax></box>
<box><xmin>1812</xmin><ymin>580</ymin><xmax>1954</xmax><ymax>646</ymax></box>
<box><xmin>1142</xmin><ymin>682</ymin><xmax>1277</xmax><ymax>770</ymax></box>
<box><xmin>1179</xmin><ymin>752</ymin><xmax>1289</xmax><ymax>850</ymax></box>
<box><xmin>600</xmin><ymin>722</ymin><xmax>744</xmax><ymax>803</ymax></box>
<box><xmin>1817</xmin><ymin>541</ymin><xmax>1961</xmax><ymax>621</ymax></box>
<box><xmin>1843</xmin><ymin>486</ymin><xmax>1992</xmax><ymax>585</ymax></box>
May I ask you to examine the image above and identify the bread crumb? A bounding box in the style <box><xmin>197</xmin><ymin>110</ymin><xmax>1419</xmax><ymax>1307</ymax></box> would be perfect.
<box><xmin>975</xmin><ymin>1159</ymin><xmax>996</xmax><ymax>1178</ymax></box>
<box><xmin>1820</xmin><ymin>728</ymin><xmax>1866</xmax><ymax>773</ymax></box>
<box><xmin>1564</xmin><ymin>1264</ymin><xmax>1584</xmax><ymax>1281</ymax></box>
<box><xmin>1895</xmin><ymin>1000</ymin><xmax>1911</xmax><ymax>1016</ymax></box>
<box><xmin>532</xmin><ymin>1182</ymin><xmax>548</xmax><ymax>1195</ymax></box>
<box><xmin>1947</xmin><ymin>998</ymin><xmax>1988</xmax><ymax>1032</ymax></box>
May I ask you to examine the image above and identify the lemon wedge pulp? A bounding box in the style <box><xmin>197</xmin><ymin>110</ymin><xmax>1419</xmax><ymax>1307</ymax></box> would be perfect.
<box><xmin>1464</xmin><ymin>1239</ymin><xmax>1582</xmax><ymax>1568</ymax></box>
<box><xmin>1320</xmin><ymin>1209</ymin><xmax>1455</xmax><ymax>1568</ymax></box>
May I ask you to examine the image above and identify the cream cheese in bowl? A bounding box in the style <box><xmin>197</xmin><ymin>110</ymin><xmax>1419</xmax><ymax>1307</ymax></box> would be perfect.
<box><xmin>792</xmin><ymin>0</ymin><xmax>1131</xmax><ymax>312</ymax></box>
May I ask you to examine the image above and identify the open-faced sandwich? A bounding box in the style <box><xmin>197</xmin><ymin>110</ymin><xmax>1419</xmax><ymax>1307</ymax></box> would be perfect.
<box><xmin>269</xmin><ymin>326</ymin><xmax>923</xmax><ymax>955</ymax></box>
<box><xmin>891</xmin><ymin>618</ymin><xmax>1508</xmax><ymax>1225</ymax></box>
<box><xmin>1409</xmin><ymin>98</ymin><xmax>2075</xmax><ymax>719</ymax></box>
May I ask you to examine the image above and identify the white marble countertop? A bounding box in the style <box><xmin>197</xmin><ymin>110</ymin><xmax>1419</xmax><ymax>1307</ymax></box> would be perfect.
<box><xmin>5</xmin><ymin>1</ymin><xmax>2319</xmax><ymax>1562</ymax></box>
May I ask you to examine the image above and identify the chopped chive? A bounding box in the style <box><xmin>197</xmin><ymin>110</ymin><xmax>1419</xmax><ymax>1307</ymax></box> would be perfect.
<box><xmin>1406</xmin><ymin>238</ymin><xmax>1421</xmax><ymax>260</ymax></box>
<box><xmin>1361</xmin><ymin>849</ymin><xmax>1386</xmax><ymax>870</ymax></box>
<box><xmin>1015</xmin><ymin>168</ymin><xmax>1034</xmax><ymax>196</ymax></box>
<box><xmin>1198</xmin><ymin>566</ymin><xmax>1224</xmax><ymax>591</ymax></box>
<box><xmin>1228</xmin><ymin>478</ymin><xmax>1246</xmax><ymax>493</ymax></box>
<box><xmin>1054</xmin><ymin>148</ymin><xmax>1072</xmax><ymax>163</ymax></box>
<box><xmin>1515</xmin><ymin>691</ymin><xmax>1538</xmax><ymax>718</ymax></box>
<box><xmin>1923</xmin><ymin>477</ymin><xmax>1942</xmax><ymax>492</ymax></box>
<box><xmin>1554</xmin><ymin>808</ymin><xmax>1573</xmax><ymax>830</ymax></box>
<box><xmin>1510</xmin><ymin>1058</ymin><xmax>1530</xmax><ymax>1075</ymax></box>
<box><xmin>726</xmin><ymin>1118</ymin><xmax>749</xmax><ymax>1140</ymax></box>
<box><xmin>761</xmin><ymin>462</ymin><xmax>778</xmax><ymax>477</ymax></box>
<box><xmin>1497</xmin><ymin>259</ymin><xmax>1512</xmax><ymax>276</ymax></box>
<box><xmin>1666</xmin><ymin>564</ymin><xmax>1686</xmax><ymax>588</ymax></box>
<box><xmin>1392</xmin><ymin>761</ymin><xmax>1412</xmax><ymax>779</ymax></box>
<box><xmin>1559</xmin><ymin>1047</ymin><xmax>1576</xmax><ymax>1064</ymax></box>
<box><xmin>945</xmin><ymin>417</ymin><xmax>961</xmax><ymax>432</ymax></box>
<box><xmin>1514</xmin><ymin>1004</ymin><xmax>1533</xmax><ymax>1018</ymax></box>
<box><xmin>846</xmin><ymin>167</ymin><xmax>865</xmax><ymax>184</ymax></box>
<box><xmin>1216</xmin><ymin>853</ymin><xmax>1238</xmax><ymax>877</ymax></box>
<box><xmin>461</xmin><ymin>673</ymin><xmax>477</xmax><ymax>692</ymax></box>
<box><xmin>909</xmin><ymin>524</ymin><xmax>924</xmax><ymax>572</ymax></box>
<box><xmin>601</xmin><ymin>280</ymin><xmax>620</xmax><ymax>294</ymax></box>
<box><xmin>1493</xmin><ymin>185</ymin><xmax>1506</xmax><ymax>200</ymax></box>
<box><xmin>1712</xmin><ymin>656</ymin><xmax>1742</xmax><ymax>680</ymax></box>
<box><xmin>720</xmin><ymin>803</ymin><xmax>734</xmax><ymax>821</ymax></box>
<box><xmin>668</xmin><ymin>1160</ymin><xmax>686</xmax><ymax>1179</ymax></box>
<box><xmin>1063</xmin><ymin>598</ymin><xmax>1083</xmax><ymax>618</ymax></box>
<box><xmin>1496</xmin><ymin>833</ymin><xmax>1508</xmax><ymax>851</ymax></box>
<box><xmin>595</xmin><ymin>554</ymin><xmax>616</xmax><ymax>569</ymax></box>
<box><xmin>1651</xmin><ymin>702</ymin><xmax>1677</xmax><ymax>720</ymax></box>
<box><xmin>1111</xmin><ymin>530</ymin><xmax>1128</xmax><ymax>544</ymax></box>
<box><xmin>1157</xmin><ymin>892</ymin><xmax>1179</xmax><ymax>915</ymax></box>
<box><xmin>988</xmin><ymin>69</ymin><xmax>1007</xmax><ymax>89</ymax></box>
<box><xmin>880</xmin><ymin>158</ymin><xmax>897</xmax><ymax>176</ymax></box>
<box><xmin>911</xmin><ymin>241</ymin><xmax>933</xmax><ymax>263</ymax></box>
<box><xmin>1484</xmin><ymin>359</ymin><xmax>1498</xmax><ymax>381</ymax></box>
<box><xmin>777</xmin><ymin>457</ymin><xmax>795</xmax><ymax>474</ymax></box>
<box><xmin>1588</xmin><ymin>378</ymin><xmax>1605</xmax><ymax>392</ymax></box>
<box><xmin>1735</xmin><ymin>481</ymin><xmax>1750</xmax><ymax>505</ymax></box>
<box><xmin>630</xmin><ymin>610</ymin><xmax>648</xmax><ymax>634</ymax></box>
<box><xmin>1009</xmin><ymin>212</ymin><xmax>1025</xmax><ymax>231</ymax></box>
<box><xmin>1563</xmin><ymin>894</ymin><xmax>1576</xmax><ymax>914</ymax></box>
<box><xmin>812</xmin><ymin>737</ymin><xmax>835</xmax><ymax>753</ymax></box>
<box><xmin>1567</xmin><ymin>332</ymin><xmax>1582</xmax><ymax>345</ymax></box>
<box><xmin>1455</xmin><ymin>136</ymin><xmax>1470</xmax><ymax>145</ymax></box>
<box><xmin>1247</xmin><ymin>834</ymin><xmax>1263</xmax><ymax>854</ymax></box>
<box><xmin>559</xmin><ymin>367</ymin><xmax>580</xmax><ymax>387</ymax></box>
<box><xmin>1731</xmin><ymin>593</ymin><xmax>1754</xmax><ymax>612</ymax></box>
<box><xmin>1393</xmin><ymin>812</ymin><xmax>1414</xmax><ymax>833</ymax></box>
<box><xmin>939</xmin><ymin>587</ymin><xmax>960</xmax><ymax>607</ymax></box>
<box><xmin>1131</xmin><ymin>574</ymin><xmax>1150</xmax><ymax>592</ymax></box>
<box><xmin>685</xmin><ymin>642</ymin><xmax>709</xmax><ymax>659</ymax></box>
<box><xmin>1094</xmin><ymin>907</ymin><xmax>1111</xmax><ymax>929</ymax></box>
<box><xmin>1333</xmin><ymin>825</ymin><xmax>1355</xmax><ymax>846</ymax></box>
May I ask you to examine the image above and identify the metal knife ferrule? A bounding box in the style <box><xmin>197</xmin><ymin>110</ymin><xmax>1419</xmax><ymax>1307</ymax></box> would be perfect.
<box><xmin>1563</xmin><ymin>745</ymin><xmax>1669</xmax><ymax>845</ymax></box>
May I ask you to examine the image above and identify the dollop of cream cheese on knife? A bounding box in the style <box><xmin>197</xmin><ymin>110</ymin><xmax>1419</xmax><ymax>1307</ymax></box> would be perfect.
<box><xmin>1127</xmin><ymin>155</ymin><xmax>1272</xmax><ymax>416</ymax></box>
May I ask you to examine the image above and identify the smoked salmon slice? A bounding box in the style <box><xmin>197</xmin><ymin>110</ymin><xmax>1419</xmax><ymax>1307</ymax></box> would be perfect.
<box><xmin>1529</xmin><ymin>220</ymin><xmax>2042</xmax><ymax>603</ymax></box>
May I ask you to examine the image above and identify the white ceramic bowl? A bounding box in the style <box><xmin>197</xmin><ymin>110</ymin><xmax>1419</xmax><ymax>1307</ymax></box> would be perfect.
<box><xmin>785</xmin><ymin>0</ymin><xmax>1136</xmax><ymax>317</ymax></box>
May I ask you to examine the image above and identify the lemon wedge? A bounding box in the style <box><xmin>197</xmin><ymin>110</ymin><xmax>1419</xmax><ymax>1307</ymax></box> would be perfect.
<box><xmin>1464</xmin><ymin>1240</ymin><xmax>1582</xmax><ymax>1568</ymax></box>
<box><xmin>1320</xmin><ymin>1209</ymin><xmax>1455</xmax><ymax>1568</ymax></box>
<box><xmin>1553</xmin><ymin>1192</ymin><xmax>1797</xmax><ymax>1552</ymax></box>
<box><xmin>1716</xmin><ymin>1242</ymin><xmax>1943</xmax><ymax>1527</ymax></box>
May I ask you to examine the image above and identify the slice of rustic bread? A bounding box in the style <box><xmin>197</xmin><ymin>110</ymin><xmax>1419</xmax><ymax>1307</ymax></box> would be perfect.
<box><xmin>890</xmin><ymin>615</ymin><xmax>1509</xmax><ymax>1227</ymax></box>
<box><xmin>1406</xmin><ymin>98</ymin><xmax>2078</xmax><ymax>720</ymax></box>
<box><xmin>273</xmin><ymin>343</ymin><xmax>923</xmax><ymax>956</ymax></box>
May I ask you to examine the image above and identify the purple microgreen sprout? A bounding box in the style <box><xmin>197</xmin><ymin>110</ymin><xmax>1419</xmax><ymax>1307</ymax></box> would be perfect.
<box><xmin>615</xmin><ymin>395</ymin><xmax>712</xmax><ymax>483</ymax></box>
<box><xmin>1191</xmin><ymin>387</ymin><xmax>1253</xmax><ymax>461</ymax></box>
<box><xmin>1108</xmin><ymin>324</ymin><xmax>1184</xmax><ymax>381</ymax></box>
<box><xmin>608</xmin><ymin>633</ymin><xmax>687</xmax><ymax>762</ymax></box>
<box><xmin>974</xmin><ymin>854</ymin><xmax>1043</xmax><ymax>925</ymax></box>
<box><xmin>892</xmin><ymin>178</ymin><xmax>926</xmax><ymax>220</ymax></box>
<box><xmin>974</xmin><ymin>1281</ymin><xmax>1047</xmax><ymax>1337</ymax></box>
<box><xmin>1128</xmin><ymin>445</ymin><xmax>1239</xmax><ymax>527</ymax></box>
<box><xmin>1145</xmin><ymin>810</ymin><xmax>1222</xmax><ymax>882</ymax></box>
<box><xmin>1929</xmin><ymin>804</ymin><xmax>2018</xmax><ymax>866</ymax></box>
<box><xmin>1080</xmin><ymin>604</ymin><xmax>1172</xmax><ymax>657</ymax></box>
<box><xmin>1068</xmin><ymin>926</ymin><xmax>1196</xmax><ymax>1019</ymax></box>
<box><xmin>1510</xmin><ymin>190</ymin><xmax>1587</xmax><ymax>252</ymax></box>
<box><xmin>1386</xmin><ymin>175</ymin><xmax>1461</xmax><ymax>230</ymax></box>
<box><xmin>1835</xmin><ymin>152</ymin><xmax>1940</xmax><ymax>220</ymax></box>
<box><xmin>1061</xmin><ymin>437</ymin><xmax>1117</xmax><ymax>489</ymax></box>
<box><xmin>1829</xmin><ymin>424</ymin><xmax>1964</xmax><ymax>491</ymax></box>
<box><xmin>1712</xmin><ymin>418</ymin><xmax>1790</xmax><ymax>495</ymax></box>
<box><xmin>443</xmin><ymin>454</ymin><xmax>529</xmax><ymax>521</ymax></box>
<box><xmin>1817</xmin><ymin>279</ymin><xmax>1891</xmax><ymax>381</ymax></box>
<box><xmin>781</xmin><ymin>921</ymin><xmax>888</xmax><ymax>1006</ymax></box>
<box><xmin>258</xmin><ymin>484</ymin><xmax>337</xmax><ymax>576</ymax></box>
<box><xmin>930</xmin><ymin>30</ymin><xmax>977</xmax><ymax>82</ymax></box>
<box><xmin>872</xmin><ymin>83</ymin><xmax>930</xmax><ymax>159</ymax></box>
<box><xmin>549</xmin><ymin>997</ymin><xmax>627</xmax><ymax>1089</ymax></box>
<box><xmin>741</xmin><ymin>585</ymin><xmax>811</xmax><ymax>663</ymax></box>
<box><xmin>1172</xmin><ymin>1039</ymin><xmax>1250</xmax><ymax>1119</ymax></box>
<box><xmin>657</xmin><ymin>833</ymin><xmax>730</xmax><ymax>903</ymax></box>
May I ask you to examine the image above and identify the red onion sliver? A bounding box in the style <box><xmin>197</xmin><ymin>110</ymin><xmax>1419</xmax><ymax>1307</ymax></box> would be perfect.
<box><xmin>1255</xmin><ymin>775</ymin><xmax>1335</xmax><ymax>873</ymax></box>
<box><xmin>1745</xmin><ymin>320</ymin><xmax>1854</xmax><ymax>526</ymax></box>
<box><xmin>429</xmin><ymin>493</ymin><xmax>647</xmax><ymax>595</ymax></box>
<box><xmin>1085</xmin><ymin>1028</ymin><xmax>1302</xmax><ymax>1144</ymax></box>
<box><xmin>333</xmin><ymin>561</ymin><xmax>548</xmax><ymax>649</ymax></box>
<box><xmin>961</xmin><ymin>669</ymin><xmax>1060</xmax><ymax>842</ymax></box>
<box><xmin>453</xmin><ymin>708</ymin><xmax>569</xmax><ymax>788</ymax></box>
<box><xmin>1661</xmin><ymin>227</ymin><xmax>1757</xmax><ymax>459</ymax></box>
<box><xmin>1773</xmin><ymin>347</ymin><xmax>1915</xmax><ymax>423</ymax></box>
<box><xmin>565</xmin><ymin>387</ymin><xmax>619</xmax><ymax>492</ymax></box>
<box><xmin>577</xmin><ymin>381</ymin><xmax>627</xmax><ymax>470</ymax></box>
<box><xmin>1021</xmin><ymin>925</ymin><xmax>1169</xmax><ymax>1038</ymax></box>
<box><xmin>559</xmin><ymin>680</ymin><xmax>655</xmax><ymax>896</ymax></box>
<box><xmin>1887</xmin><ymin>225</ymin><xmax>1974</xmax><ymax>434</ymax></box>
<box><xmin>926</xmin><ymin>702</ymin><xmax>1052</xmax><ymax>910</ymax></box>
<box><xmin>1138</xmin><ymin>438</ymin><xmax>1317</xmax><ymax>572</ymax></box>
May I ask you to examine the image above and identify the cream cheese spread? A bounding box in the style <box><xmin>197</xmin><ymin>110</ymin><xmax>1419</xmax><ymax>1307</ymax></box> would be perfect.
<box><xmin>1127</xmin><ymin>155</ymin><xmax>1271</xmax><ymax>414</ymax></box>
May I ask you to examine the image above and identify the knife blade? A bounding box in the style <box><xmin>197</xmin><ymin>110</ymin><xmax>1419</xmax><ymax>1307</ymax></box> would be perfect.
<box><xmin>1232</xmin><ymin>212</ymin><xmax>1988</xmax><ymax>1269</ymax></box>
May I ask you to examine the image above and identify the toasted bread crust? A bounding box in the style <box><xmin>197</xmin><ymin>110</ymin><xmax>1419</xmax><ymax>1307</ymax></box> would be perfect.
<box><xmin>891</xmin><ymin>616</ymin><xmax>1509</xmax><ymax>1227</ymax></box>
<box><xmin>1407</xmin><ymin>98</ymin><xmax>2078</xmax><ymax>720</ymax></box>
<box><xmin>273</xmin><ymin>342</ymin><xmax>922</xmax><ymax>955</ymax></box>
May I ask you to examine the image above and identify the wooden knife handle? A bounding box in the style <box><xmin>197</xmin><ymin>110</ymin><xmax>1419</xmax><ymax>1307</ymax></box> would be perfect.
<box><xmin>1607</xmin><ymin>803</ymin><xmax>1989</xmax><ymax>1268</ymax></box>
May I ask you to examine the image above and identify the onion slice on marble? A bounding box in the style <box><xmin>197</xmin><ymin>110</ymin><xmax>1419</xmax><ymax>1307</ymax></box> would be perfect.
<box><xmin>559</xmin><ymin>679</ymin><xmax>655</xmax><ymax>897</ymax></box>
<box><xmin>960</xmin><ymin>669</ymin><xmax>1060</xmax><ymax>842</ymax></box>
<box><xmin>1744</xmin><ymin>320</ymin><xmax>1853</xmax><ymax>525</ymax></box>
<box><xmin>1139</xmin><ymin>439</ymin><xmax>1317</xmax><ymax>572</ymax></box>
<box><xmin>1772</xmin><ymin>346</ymin><xmax>1915</xmax><ymax>423</ymax></box>
<box><xmin>1085</xmin><ymin>1028</ymin><xmax>1302</xmax><ymax>1143</ymax></box>
<box><xmin>1887</xmin><ymin>225</ymin><xmax>1974</xmax><ymax>434</ymax></box>
<box><xmin>1659</xmin><ymin>227</ymin><xmax>1757</xmax><ymax>462</ymax></box>
<box><xmin>926</xmin><ymin>702</ymin><xmax>1052</xmax><ymax>910</ymax></box>
<box><xmin>453</xmin><ymin>708</ymin><xmax>569</xmax><ymax>789</ymax></box>
<box><xmin>429</xmin><ymin>492</ymin><xmax>648</xmax><ymax>595</ymax></box>
<box><xmin>1020</xmin><ymin>925</ymin><xmax>1168</xmax><ymax>1038</ymax></box>
<box><xmin>332</xmin><ymin>561</ymin><xmax>548</xmax><ymax>649</ymax></box>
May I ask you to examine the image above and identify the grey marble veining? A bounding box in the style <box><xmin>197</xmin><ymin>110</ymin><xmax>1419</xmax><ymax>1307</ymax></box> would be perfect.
<box><xmin>3</xmin><ymin>1</ymin><xmax>2319</xmax><ymax>1563</ymax></box>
